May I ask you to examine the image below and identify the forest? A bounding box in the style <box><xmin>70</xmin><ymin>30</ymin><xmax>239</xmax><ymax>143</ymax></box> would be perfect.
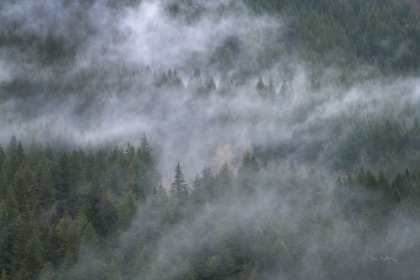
<box><xmin>1</xmin><ymin>0</ymin><xmax>420</xmax><ymax>279</ymax></box>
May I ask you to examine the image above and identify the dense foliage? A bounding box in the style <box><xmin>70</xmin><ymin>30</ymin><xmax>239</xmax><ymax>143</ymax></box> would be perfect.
<box><xmin>244</xmin><ymin>0</ymin><xmax>420</xmax><ymax>73</ymax></box>
<box><xmin>0</xmin><ymin>135</ymin><xmax>420</xmax><ymax>279</ymax></box>
<box><xmin>2</xmin><ymin>0</ymin><xmax>420</xmax><ymax>279</ymax></box>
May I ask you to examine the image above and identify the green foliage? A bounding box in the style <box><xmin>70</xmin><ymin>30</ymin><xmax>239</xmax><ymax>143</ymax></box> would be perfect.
<box><xmin>117</xmin><ymin>192</ymin><xmax>137</xmax><ymax>230</ymax></box>
<box><xmin>2</xmin><ymin>1</ymin><xmax>420</xmax><ymax>278</ymax></box>
<box><xmin>170</xmin><ymin>162</ymin><xmax>189</xmax><ymax>205</ymax></box>
<box><xmin>191</xmin><ymin>166</ymin><xmax>215</xmax><ymax>208</ymax></box>
<box><xmin>0</xmin><ymin>135</ymin><xmax>420</xmax><ymax>279</ymax></box>
<box><xmin>244</xmin><ymin>0</ymin><xmax>420</xmax><ymax>74</ymax></box>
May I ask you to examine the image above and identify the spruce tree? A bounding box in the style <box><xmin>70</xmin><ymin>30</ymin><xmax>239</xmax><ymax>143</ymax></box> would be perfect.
<box><xmin>170</xmin><ymin>162</ymin><xmax>189</xmax><ymax>205</ymax></box>
<box><xmin>238</xmin><ymin>151</ymin><xmax>259</xmax><ymax>196</ymax></box>
<box><xmin>137</xmin><ymin>133</ymin><xmax>159</xmax><ymax>196</ymax></box>
<box><xmin>216</xmin><ymin>163</ymin><xmax>234</xmax><ymax>197</ymax></box>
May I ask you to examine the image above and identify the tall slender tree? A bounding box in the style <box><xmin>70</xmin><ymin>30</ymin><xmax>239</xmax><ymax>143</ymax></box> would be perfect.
<box><xmin>170</xmin><ymin>162</ymin><xmax>189</xmax><ymax>205</ymax></box>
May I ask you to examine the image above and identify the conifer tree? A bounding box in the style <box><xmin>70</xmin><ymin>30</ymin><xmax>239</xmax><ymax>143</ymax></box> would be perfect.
<box><xmin>138</xmin><ymin>134</ymin><xmax>153</xmax><ymax>166</ymax></box>
<box><xmin>152</xmin><ymin>183</ymin><xmax>168</xmax><ymax>209</ymax></box>
<box><xmin>34</xmin><ymin>157</ymin><xmax>56</xmax><ymax>211</ymax></box>
<box><xmin>137</xmin><ymin>133</ymin><xmax>159</xmax><ymax>196</ymax></box>
<box><xmin>204</xmin><ymin>73</ymin><xmax>216</xmax><ymax>92</ymax></box>
<box><xmin>170</xmin><ymin>162</ymin><xmax>189</xmax><ymax>205</ymax></box>
<box><xmin>191</xmin><ymin>174</ymin><xmax>208</xmax><ymax>208</ymax></box>
<box><xmin>267</xmin><ymin>76</ymin><xmax>276</xmax><ymax>99</ymax></box>
<box><xmin>0</xmin><ymin>269</ymin><xmax>7</xmax><ymax>280</ymax></box>
<box><xmin>117</xmin><ymin>192</ymin><xmax>138</xmax><ymax>230</ymax></box>
<box><xmin>238</xmin><ymin>151</ymin><xmax>259</xmax><ymax>196</ymax></box>
<box><xmin>19</xmin><ymin>227</ymin><xmax>45</xmax><ymax>279</ymax></box>
<box><xmin>216</xmin><ymin>162</ymin><xmax>234</xmax><ymax>197</ymax></box>
<box><xmin>279</xmin><ymin>80</ymin><xmax>288</xmax><ymax>98</ymax></box>
<box><xmin>256</xmin><ymin>77</ymin><xmax>266</xmax><ymax>91</ymax></box>
<box><xmin>127</xmin><ymin>163</ymin><xmax>143</xmax><ymax>200</ymax></box>
<box><xmin>9</xmin><ymin>140</ymin><xmax>24</xmax><ymax>177</ymax></box>
<box><xmin>188</xmin><ymin>68</ymin><xmax>203</xmax><ymax>94</ymax></box>
<box><xmin>7</xmin><ymin>136</ymin><xmax>17</xmax><ymax>157</ymax></box>
<box><xmin>38</xmin><ymin>262</ymin><xmax>56</xmax><ymax>280</ymax></box>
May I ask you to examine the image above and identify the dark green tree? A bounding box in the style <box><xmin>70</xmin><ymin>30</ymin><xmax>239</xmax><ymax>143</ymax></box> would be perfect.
<box><xmin>137</xmin><ymin>133</ymin><xmax>159</xmax><ymax>196</ymax></box>
<box><xmin>117</xmin><ymin>192</ymin><xmax>138</xmax><ymax>230</ymax></box>
<box><xmin>6</xmin><ymin>136</ymin><xmax>17</xmax><ymax>157</ymax></box>
<box><xmin>170</xmin><ymin>162</ymin><xmax>189</xmax><ymax>205</ymax></box>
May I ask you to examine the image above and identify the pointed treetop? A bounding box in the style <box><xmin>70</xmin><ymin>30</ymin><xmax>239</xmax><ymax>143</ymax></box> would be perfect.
<box><xmin>8</xmin><ymin>135</ymin><xmax>18</xmax><ymax>156</ymax></box>
<box><xmin>171</xmin><ymin>162</ymin><xmax>189</xmax><ymax>203</ymax></box>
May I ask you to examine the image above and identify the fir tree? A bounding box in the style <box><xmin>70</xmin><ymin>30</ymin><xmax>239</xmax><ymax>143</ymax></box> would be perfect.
<box><xmin>170</xmin><ymin>162</ymin><xmax>189</xmax><ymax>205</ymax></box>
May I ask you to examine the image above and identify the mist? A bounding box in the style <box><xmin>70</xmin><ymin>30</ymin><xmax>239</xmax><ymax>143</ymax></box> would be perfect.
<box><xmin>1</xmin><ymin>0</ymin><xmax>420</xmax><ymax>279</ymax></box>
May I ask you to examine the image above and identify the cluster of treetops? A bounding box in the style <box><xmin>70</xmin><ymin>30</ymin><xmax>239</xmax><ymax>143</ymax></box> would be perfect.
<box><xmin>158</xmin><ymin>0</ymin><xmax>420</xmax><ymax>74</ymax></box>
<box><xmin>244</xmin><ymin>0</ymin><xmax>420</xmax><ymax>74</ymax></box>
<box><xmin>151</xmin><ymin>66</ymin><xmax>293</xmax><ymax>99</ymax></box>
<box><xmin>3</xmin><ymin>0</ymin><xmax>420</xmax><ymax>80</ymax></box>
<box><xmin>1</xmin><ymin>134</ymin><xmax>420</xmax><ymax>279</ymax></box>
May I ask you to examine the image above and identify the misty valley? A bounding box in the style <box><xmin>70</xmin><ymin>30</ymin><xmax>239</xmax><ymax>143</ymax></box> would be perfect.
<box><xmin>1</xmin><ymin>0</ymin><xmax>420</xmax><ymax>279</ymax></box>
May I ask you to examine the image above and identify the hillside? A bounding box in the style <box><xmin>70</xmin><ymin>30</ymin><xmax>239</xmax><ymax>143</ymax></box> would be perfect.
<box><xmin>1</xmin><ymin>0</ymin><xmax>420</xmax><ymax>279</ymax></box>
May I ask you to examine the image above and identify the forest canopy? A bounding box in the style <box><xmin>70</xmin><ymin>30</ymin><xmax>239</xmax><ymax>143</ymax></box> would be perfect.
<box><xmin>1</xmin><ymin>0</ymin><xmax>420</xmax><ymax>279</ymax></box>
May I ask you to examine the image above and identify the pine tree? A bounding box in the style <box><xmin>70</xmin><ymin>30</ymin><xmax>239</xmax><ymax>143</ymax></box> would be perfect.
<box><xmin>0</xmin><ymin>155</ymin><xmax>9</xmax><ymax>199</ymax></box>
<box><xmin>137</xmin><ymin>133</ymin><xmax>159</xmax><ymax>196</ymax></box>
<box><xmin>279</xmin><ymin>80</ymin><xmax>288</xmax><ymax>97</ymax></box>
<box><xmin>204</xmin><ymin>73</ymin><xmax>216</xmax><ymax>92</ymax></box>
<box><xmin>237</xmin><ymin>151</ymin><xmax>259</xmax><ymax>196</ymax></box>
<box><xmin>267</xmin><ymin>76</ymin><xmax>276</xmax><ymax>99</ymax></box>
<box><xmin>127</xmin><ymin>163</ymin><xmax>143</xmax><ymax>200</ymax></box>
<box><xmin>11</xmin><ymin>163</ymin><xmax>35</xmax><ymax>213</ymax></box>
<box><xmin>0</xmin><ymin>145</ymin><xmax>6</xmax><ymax>172</ymax></box>
<box><xmin>191</xmin><ymin>174</ymin><xmax>208</xmax><ymax>208</ymax></box>
<box><xmin>7</xmin><ymin>136</ymin><xmax>17</xmax><ymax>157</ymax></box>
<box><xmin>138</xmin><ymin>134</ymin><xmax>153</xmax><ymax>166</ymax></box>
<box><xmin>19</xmin><ymin>227</ymin><xmax>45</xmax><ymax>279</ymax></box>
<box><xmin>188</xmin><ymin>68</ymin><xmax>203</xmax><ymax>95</ymax></box>
<box><xmin>216</xmin><ymin>163</ymin><xmax>234</xmax><ymax>198</ymax></box>
<box><xmin>104</xmin><ymin>259</ymin><xmax>123</xmax><ymax>280</ymax></box>
<box><xmin>57</xmin><ymin>153</ymin><xmax>71</xmax><ymax>202</ymax></box>
<box><xmin>9</xmin><ymin>140</ymin><xmax>24</xmax><ymax>177</ymax></box>
<box><xmin>256</xmin><ymin>77</ymin><xmax>266</xmax><ymax>91</ymax></box>
<box><xmin>83</xmin><ymin>176</ymin><xmax>118</xmax><ymax>238</ymax></box>
<box><xmin>0</xmin><ymin>269</ymin><xmax>8</xmax><ymax>280</ymax></box>
<box><xmin>34</xmin><ymin>156</ymin><xmax>56</xmax><ymax>211</ymax></box>
<box><xmin>0</xmin><ymin>188</ymin><xmax>19</xmax><ymax>275</ymax></box>
<box><xmin>200</xmin><ymin>166</ymin><xmax>215</xmax><ymax>201</ymax></box>
<box><xmin>152</xmin><ymin>183</ymin><xmax>168</xmax><ymax>209</ymax></box>
<box><xmin>170</xmin><ymin>162</ymin><xmax>189</xmax><ymax>205</ymax></box>
<box><xmin>38</xmin><ymin>262</ymin><xmax>56</xmax><ymax>280</ymax></box>
<box><xmin>117</xmin><ymin>192</ymin><xmax>138</xmax><ymax>230</ymax></box>
<box><xmin>75</xmin><ymin>211</ymin><xmax>99</xmax><ymax>249</ymax></box>
<box><xmin>55</xmin><ymin>211</ymin><xmax>77</xmax><ymax>261</ymax></box>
